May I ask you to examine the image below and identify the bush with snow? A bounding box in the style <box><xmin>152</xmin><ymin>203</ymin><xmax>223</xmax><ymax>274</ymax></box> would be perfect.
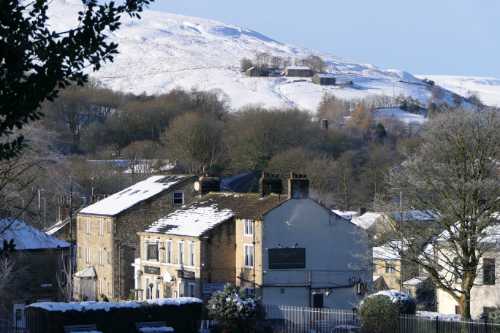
<box><xmin>369</xmin><ymin>290</ymin><xmax>416</xmax><ymax>315</ymax></box>
<box><xmin>359</xmin><ymin>295</ymin><xmax>399</xmax><ymax>333</ymax></box>
<box><xmin>208</xmin><ymin>284</ymin><xmax>261</xmax><ymax>333</ymax></box>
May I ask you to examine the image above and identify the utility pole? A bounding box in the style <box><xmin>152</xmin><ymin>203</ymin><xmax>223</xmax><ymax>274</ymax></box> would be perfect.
<box><xmin>68</xmin><ymin>177</ymin><xmax>74</xmax><ymax>300</ymax></box>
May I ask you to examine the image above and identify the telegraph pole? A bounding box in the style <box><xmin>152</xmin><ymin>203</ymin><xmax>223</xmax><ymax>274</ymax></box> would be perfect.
<box><xmin>68</xmin><ymin>177</ymin><xmax>74</xmax><ymax>300</ymax></box>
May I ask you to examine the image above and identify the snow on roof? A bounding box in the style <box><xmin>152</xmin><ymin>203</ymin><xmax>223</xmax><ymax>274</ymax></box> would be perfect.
<box><xmin>139</xmin><ymin>327</ymin><xmax>173</xmax><ymax>333</ymax></box>
<box><xmin>403</xmin><ymin>276</ymin><xmax>428</xmax><ymax>286</ymax></box>
<box><xmin>392</xmin><ymin>210</ymin><xmax>437</xmax><ymax>222</ymax></box>
<box><xmin>332</xmin><ymin>210</ymin><xmax>359</xmax><ymax>221</ymax></box>
<box><xmin>79</xmin><ymin>175</ymin><xmax>192</xmax><ymax>216</ymax></box>
<box><xmin>75</xmin><ymin>266</ymin><xmax>97</xmax><ymax>278</ymax></box>
<box><xmin>145</xmin><ymin>200</ymin><xmax>234</xmax><ymax>237</ymax></box>
<box><xmin>373</xmin><ymin>241</ymin><xmax>402</xmax><ymax>260</ymax></box>
<box><xmin>316</xmin><ymin>73</ymin><xmax>336</xmax><ymax>78</ymax></box>
<box><xmin>28</xmin><ymin>297</ymin><xmax>201</xmax><ymax>312</ymax></box>
<box><xmin>286</xmin><ymin>66</ymin><xmax>311</xmax><ymax>70</ymax></box>
<box><xmin>44</xmin><ymin>218</ymin><xmax>70</xmax><ymax>236</ymax></box>
<box><xmin>0</xmin><ymin>219</ymin><xmax>69</xmax><ymax>250</ymax></box>
<box><xmin>351</xmin><ymin>212</ymin><xmax>385</xmax><ymax>230</ymax></box>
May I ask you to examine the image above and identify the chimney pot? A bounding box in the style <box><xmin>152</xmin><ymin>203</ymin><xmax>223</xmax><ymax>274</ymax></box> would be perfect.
<box><xmin>288</xmin><ymin>173</ymin><xmax>309</xmax><ymax>199</ymax></box>
<box><xmin>259</xmin><ymin>172</ymin><xmax>283</xmax><ymax>197</ymax></box>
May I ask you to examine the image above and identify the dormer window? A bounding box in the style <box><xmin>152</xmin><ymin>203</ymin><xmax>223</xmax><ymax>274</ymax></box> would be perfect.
<box><xmin>173</xmin><ymin>191</ymin><xmax>184</xmax><ymax>205</ymax></box>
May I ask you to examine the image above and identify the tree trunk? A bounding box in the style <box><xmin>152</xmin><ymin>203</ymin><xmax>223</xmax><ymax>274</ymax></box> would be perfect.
<box><xmin>459</xmin><ymin>290</ymin><xmax>472</xmax><ymax>320</ymax></box>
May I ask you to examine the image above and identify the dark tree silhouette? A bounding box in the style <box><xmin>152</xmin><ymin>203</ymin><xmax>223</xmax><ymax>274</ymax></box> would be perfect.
<box><xmin>0</xmin><ymin>0</ymin><xmax>153</xmax><ymax>160</ymax></box>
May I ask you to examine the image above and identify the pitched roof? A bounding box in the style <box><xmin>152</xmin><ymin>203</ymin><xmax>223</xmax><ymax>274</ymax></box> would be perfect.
<box><xmin>351</xmin><ymin>212</ymin><xmax>385</xmax><ymax>230</ymax></box>
<box><xmin>0</xmin><ymin>219</ymin><xmax>69</xmax><ymax>250</ymax></box>
<box><xmin>201</xmin><ymin>192</ymin><xmax>285</xmax><ymax>220</ymax></box>
<box><xmin>145</xmin><ymin>200</ymin><xmax>234</xmax><ymax>237</ymax></box>
<box><xmin>79</xmin><ymin>175</ymin><xmax>194</xmax><ymax>216</ymax></box>
<box><xmin>373</xmin><ymin>241</ymin><xmax>402</xmax><ymax>260</ymax></box>
<box><xmin>286</xmin><ymin>66</ymin><xmax>311</xmax><ymax>71</ymax></box>
<box><xmin>144</xmin><ymin>192</ymin><xmax>285</xmax><ymax>237</ymax></box>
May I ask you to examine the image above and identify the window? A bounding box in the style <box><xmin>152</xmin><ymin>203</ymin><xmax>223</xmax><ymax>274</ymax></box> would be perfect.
<box><xmin>98</xmin><ymin>249</ymin><xmax>103</xmax><ymax>265</ymax></box>
<box><xmin>173</xmin><ymin>191</ymin><xmax>184</xmax><ymax>205</ymax></box>
<box><xmin>178</xmin><ymin>241</ymin><xmax>184</xmax><ymax>265</ymax></box>
<box><xmin>244</xmin><ymin>244</ymin><xmax>254</xmax><ymax>267</ymax></box>
<box><xmin>107</xmin><ymin>220</ymin><xmax>112</xmax><ymax>233</ymax></box>
<box><xmin>189</xmin><ymin>241</ymin><xmax>195</xmax><ymax>266</ymax></box>
<box><xmin>245</xmin><ymin>288</ymin><xmax>255</xmax><ymax>297</ymax></box>
<box><xmin>244</xmin><ymin>220</ymin><xmax>254</xmax><ymax>236</ymax></box>
<box><xmin>483</xmin><ymin>258</ymin><xmax>496</xmax><ymax>285</ymax></box>
<box><xmin>85</xmin><ymin>220</ymin><xmax>90</xmax><ymax>235</ymax></box>
<box><xmin>188</xmin><ymin>283</ymin><xmax>196</xmax><ymax>297</ymax></box>
<box><xmin>166</xmin><ymin>240</ymin><xmax>172</xmax><ymax>264</ymax></box>
<box><xmin>85</xmin><ymin>248</ymin><xmax>91</xmax><ymax>264</ymax></box>
<box><xmin>147</xmin><ymin>243</ymin><xmax>159</xmax><ymax>261</ymax></box>
<box><xmin>99</xmin><ymin>219</ymin><xmax>104</xmax><ymax>236</ymax></box>
<box><xmin>385</xmin><ymin>261</ymin><xmax>396</xmax><ymax>273</ymax></box>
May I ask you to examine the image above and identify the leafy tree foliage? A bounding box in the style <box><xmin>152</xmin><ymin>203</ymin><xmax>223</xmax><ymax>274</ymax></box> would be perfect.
<box><xmin>359</xmin><ymin>295</ymin><xmax>399</xmax><ymax>333</ymax></box>
<box><xmin>0</xmin><ymin>0</ymin><xmax>153</xmax><ymax>160</ymax></box>
<box><xmin>208</xmin><ymin>284</ymin><xmax>260</xmax><ymax>333</ymax></box>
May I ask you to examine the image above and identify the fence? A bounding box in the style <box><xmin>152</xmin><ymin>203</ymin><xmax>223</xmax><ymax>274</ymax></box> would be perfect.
<box><xmin>0</xmin><ymin>319</ymin><xmax>28</xmax><ymax>333</ymax></box>
<box><xmin>399</xmin><ymin>315</ymin><xmax>500</xmax><ymax>333</ymax></box>
<box><xmin>264</xmin><ymin>305</ymin><xmax>359</xmax><ymax>333</ymax></box>
<box><xmin>262</xmin><ymin>305</ymin><xmax>500</xmax><ymax>333</ymax></box>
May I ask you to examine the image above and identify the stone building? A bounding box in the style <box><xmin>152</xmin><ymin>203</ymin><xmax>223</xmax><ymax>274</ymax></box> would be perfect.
<box><xmin>134</xmin><ymin>173</ymin><xmax>372</xmax><ymax>309</ymax></box>
<box><xmin>283</xmin><ymin>66</ymin><xmax>314</xmax><ymax>77</ymax></box>
<box><xmin>75</xmin><ymin>175</ymin><xmax>196</xmax><ymax>301</ymax></box>
<box><xmin>312</xmin><ymin>73</ymin><xmax>336</xmax><ymax>86</ymax></box>
<box><xmin>135</xmin><ymin>191</ymin><xmax>282</xmax><ymax>301</ymax></box>
<box><xmin>239</xmin><ymin>174</ymin><xmax>372</xmax><ymax>308</ymax></box>
<box><xmin>0</xmin><ymin>219</ymin><xmax>70</xmax><ymax>329</ymax></box>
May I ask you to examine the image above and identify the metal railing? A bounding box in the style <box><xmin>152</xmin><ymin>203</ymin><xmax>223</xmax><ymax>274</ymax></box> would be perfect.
<box><xmin>261</xmin><ymin>305</ymin><xmax>500</xmax><ymax>333</ymax></box>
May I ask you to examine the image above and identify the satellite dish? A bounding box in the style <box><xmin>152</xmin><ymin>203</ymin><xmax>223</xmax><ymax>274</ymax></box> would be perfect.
<box><xmin>163</xmin><ymin>272</ymin><xmax>173</xmax><ymax>283</ymax></box>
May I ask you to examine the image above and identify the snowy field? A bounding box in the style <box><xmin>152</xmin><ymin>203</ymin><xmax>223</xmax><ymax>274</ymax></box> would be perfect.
<box><xmin>420</xmin><ymin>75</ymin><xmax>500</xmax><ymax>107</ymax></box>
<box><xmin>46</xmin><ymin>0</ymin><xmax>471</xmax><ymax>113</ymax></box>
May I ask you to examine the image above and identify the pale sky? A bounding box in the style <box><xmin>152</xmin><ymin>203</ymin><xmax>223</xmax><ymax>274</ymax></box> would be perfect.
<box><xmin>150</xmin><ymin>0</ymin><xmax>500</xmax><ymax>77</ymax></box>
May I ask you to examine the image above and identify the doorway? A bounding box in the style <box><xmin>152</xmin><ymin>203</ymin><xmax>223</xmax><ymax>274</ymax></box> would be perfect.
<box><xmin>312</xmin><ymin>293</ymin><xmax>324</xmax><ymax>308</ymax></box>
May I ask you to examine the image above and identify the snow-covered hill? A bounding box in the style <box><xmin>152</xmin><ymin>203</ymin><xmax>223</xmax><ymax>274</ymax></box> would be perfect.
<box><xmin>48</xmin><ymin>0</ymin><xmax>476</xmax><ymax>112</ymax></box>
<box><xmin>418</xmin><ymin>75</ymin><xmax>500</xmax><ymax>107</ymax></box>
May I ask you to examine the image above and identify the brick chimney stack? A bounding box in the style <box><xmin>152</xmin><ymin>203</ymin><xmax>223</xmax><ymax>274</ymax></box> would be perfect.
<box><xmin>288</xmin><ymin>173</ymin><xmax>309</xmax><ymax>199</ymax></box>
<box><xmin>259</xmin><ymin>172</ymin><xmax>283</xmax><ymax>197</ymax></box>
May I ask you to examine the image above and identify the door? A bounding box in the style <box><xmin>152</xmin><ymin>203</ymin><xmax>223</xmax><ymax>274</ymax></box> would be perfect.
<box><xmin>13</xmin><ymin>304</ymin><xmax>26</xmax><ymax>329</ymax></box>
<box><xmin>312</xmin><ymin>293</ymin><xmax>324</xmax><ymax>308</ymax></box>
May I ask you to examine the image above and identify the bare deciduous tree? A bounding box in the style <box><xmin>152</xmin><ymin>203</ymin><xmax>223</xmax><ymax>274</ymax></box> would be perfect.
<box><xmin>387</xmin><ymin>109</ymin><xmax>500</xmax><ymax>319</ymax></box>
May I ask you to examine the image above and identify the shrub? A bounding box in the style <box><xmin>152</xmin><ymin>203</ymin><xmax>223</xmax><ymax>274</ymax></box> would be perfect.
<box><xmin>370</xmin><ymin>290</ymin><xmax>416</xmax><ymax>315</ymax></box>
<box><xmin>359</xmin><ymin>295</ymin><xmax>399</xmax><ymax>333</ymax></box>
<box><xmin>208</xmin><ymin>284</ymin><xmax>260</xmax><ymax>333</ymax></box>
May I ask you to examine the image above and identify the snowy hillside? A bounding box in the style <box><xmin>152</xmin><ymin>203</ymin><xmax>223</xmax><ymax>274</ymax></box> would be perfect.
<box><xmin>49</xmin><ymin>0</ymin><xmax>467</xmax><ymax>112</ymax></box>
<box><xmin>418</xmin><ymin>75</ymin><xmax>500</xmax><ymax>107</ymax></box>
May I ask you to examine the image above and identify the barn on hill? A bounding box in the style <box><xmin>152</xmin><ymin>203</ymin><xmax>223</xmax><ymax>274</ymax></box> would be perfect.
<box><xmin>312</xmin><ymin>73</ymin><xmax>336</xmax><ymax>85</ymax></box>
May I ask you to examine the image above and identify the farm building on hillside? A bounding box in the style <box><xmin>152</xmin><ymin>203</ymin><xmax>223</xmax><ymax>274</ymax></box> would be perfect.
<box><xmin>284</xmin><ymin>66</ymin><xmax>314</xmax><ymax>77</ymax></box>
<box><xmin>312</xmin><ymin>73</ymin><xmax>336</xmax><ymax>85</ymax></box>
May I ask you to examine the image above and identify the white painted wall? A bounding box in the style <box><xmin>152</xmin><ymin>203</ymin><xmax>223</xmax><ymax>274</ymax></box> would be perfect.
<box><xmin>261</xmin><ymin>199</ymin><xmax>372</xmax><ymax>309</ymax></box>
<box><xmin>437</xmin><ymin>255</ymin><xmax>500</xmax><ymax>318</ymax></box>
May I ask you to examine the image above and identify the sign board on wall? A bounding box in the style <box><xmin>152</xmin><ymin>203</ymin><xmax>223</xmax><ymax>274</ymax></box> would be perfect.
<box><xmin>144</xmin><ymin>266</ymin><xmax>161</xmax><ymax>275</ymax></box>
<box><xmin>268</xmin><ymin>248</ymin><xmax>306</xmax><ymax>269</ymax></box>
<box><xmin>177</xmin><ymin>270</ymin><xmax>195</xmax><ymax>279</ymax></box>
